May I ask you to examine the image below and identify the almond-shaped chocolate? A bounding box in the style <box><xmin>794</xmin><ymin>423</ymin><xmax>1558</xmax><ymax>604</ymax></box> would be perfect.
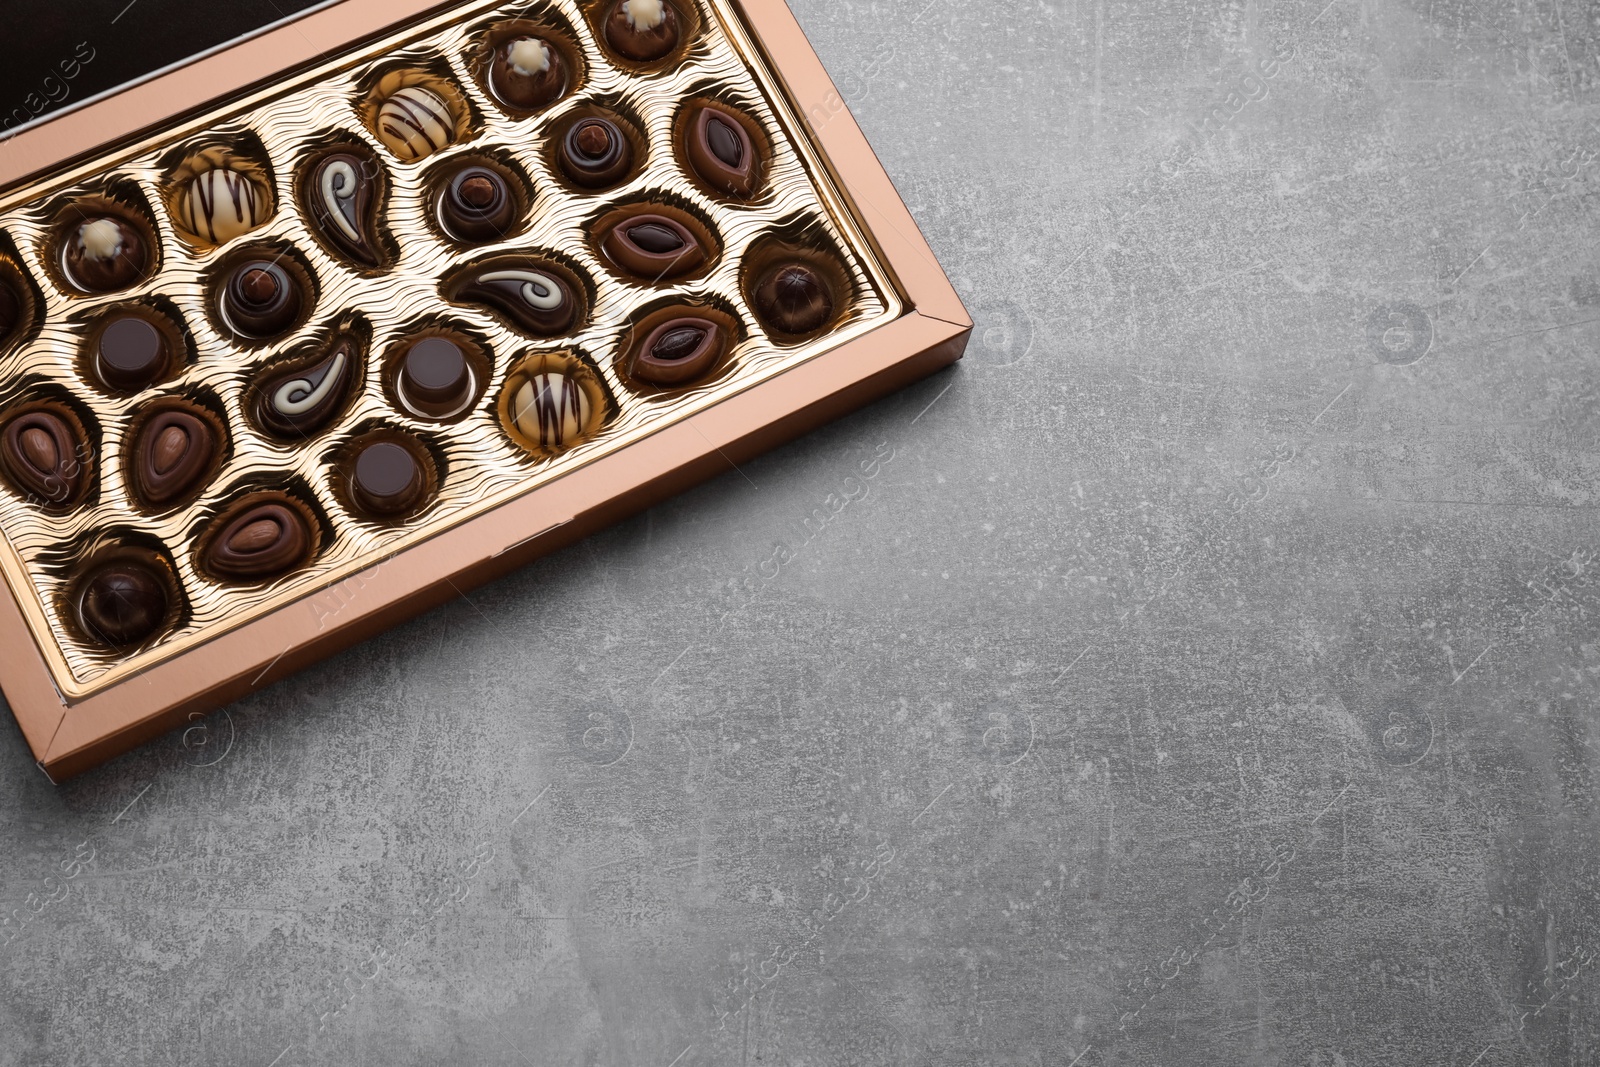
<box><xmin>306</xmin><ymin>152</ymin><xmax>382</xmax><ymax>266</ymax></box>
<box><xmin>63</xmin><ymin>216</ymin><xmax>149</xmax><ymax>293</ymax></box>
<box><xmin>77</xmin><ymin>560</ymin><xmax>169</xmax><ymax>648</ymax></box>
<box><xmin>453</xmin><ymin>264</ymin><xmax>578</xmax><ymax>336</ymax></box>
<box><xmin>604</xmin><ymin>0</ymin><xmax>681</xmax><ymax>62</ymax></box>
<box><xmin>255</xmin><ymin>336</ymin><xmax>358</xmax><ymax>438</ymax></box>
<box><xmin>132</xmin><ymin>410</ymin><xmax>216</xmax><ymax>507</ymax></box>
<box><xmin>601</xmin><ymin>213</ymin><xmax>706</xmax><ymax>281</ymax></box>
<box><xmin>489</xmin><ymin>36</ymin><xmax>568</xmax><ymax>111</ymax></box>
<box><xmin>686</xmin><ymin>104</ymin><xmax>760</xmax><ymax>198</ymax></box>
<box><xmin>202</xmin><ymin>501</ymin><xmax>313</xmax><ymax>582</ymax></box>
<box><xmin>629</xmin><ymin>316</ymin><xmax>724</xmax><ymax>386</ymax></box>
<box><xmin>0</xmin><ymin>409</ymin><xmax>86</xmax><ymax>507</ymax></box>
<box><xmin>219</xmin><ymin>258</ymin><xmax>304</xmax><ymax>339</ymax></box>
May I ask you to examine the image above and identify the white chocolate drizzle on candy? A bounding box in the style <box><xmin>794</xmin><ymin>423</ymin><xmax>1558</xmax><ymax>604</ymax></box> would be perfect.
<box><xmin>273</xmin><ymin>349</ymin><xmax>348</xmax><ymax>416</ymax></box>
<box><xmin>508</xmin><ymin>38</ymin><xmax>552</xmax><ymax>76</ymax></box>
<box><xmin>181</xmin><ymin>167</ymin><xmax>264</xmax><ymax>244</ymax></box>
<box><xmin>377</xmin><ymin>85</ymin><xmax>455</xmax><ymax>162</ymax></box>
<box><xmin>318</xmin><ymin>159</ymin><xmax>363</xmax><ymax>242</ymax></box>
<box><xmin>513</xmin><ymin>372</ymin><xmax>590</xmax><ymax>451</ymax></box>
<box><xmin>479</xmin><ymin>270</ymin><xmax>564</xmax><ymax>311</ymax></box>
<box><xmin>623</xmin><ymin>0</ymin><xmax>666</xmax><ymax>31</ymax></box>
<box><xmin>78</xmin><ymin>218</ymin><xmax>125</xmax><ymax>261</ymax></box>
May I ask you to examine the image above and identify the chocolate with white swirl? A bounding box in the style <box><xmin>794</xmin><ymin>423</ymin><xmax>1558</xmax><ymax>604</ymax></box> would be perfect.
<box><xmin>452</xmin><ymin>264</ymin><xmax>578</xmax><ymax>336</ymax></box>
<box><xmin>306</xmin><ymin>152</ymin><xmax>382</xmax><ymax>266</ymax></box>
<box><xmin>255</xmin><ymin>336</ymin><xmax>359</xmax><ymax>438</ymax></box>
<box><xmin>376</xmin><ymin>85</ymin><xmax>456</xmax><ymax>162</ymax></box>
<box><xmin>180</xmin><ymin>167</ymin><xmax>268</xmax><ymax>245</ymax></box>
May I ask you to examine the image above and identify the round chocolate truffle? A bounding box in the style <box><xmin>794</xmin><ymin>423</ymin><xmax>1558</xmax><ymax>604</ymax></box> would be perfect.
<box><xmin>560</xmin><ymin>117</ymin><xmax>633</xmax><ymax>189</ymax></box>
<box><xmin>351</xmin><ymin>440</ymin><xmax>426</xmax><ymax>517</ymax></box>
<box><xmin>489</xmin><ymin>36</ymin><xmax>568</xmax><ymax>111</ymax></box>
<box><xmin>180</xmin><ymin>167</ymin><xmax>268</xmax><ymax>245</ymax></box>
<box><xmin>94</xmin><ymin>315</ymin><xmax>169</xmax><ymax>391</ymax></box>
<box><xmin>63</xmin><ymin>216</ymin><xmax>149</xmax><ymax>293</ymax></box>
<box><xmin>220</xmin><ymin>259</ymin><xmax>303</xmax><ymax>339</ymax></box>
<box><xmin>604</xmin><ymin>0</ymin><xmax>681</xmax><ymax>63</ymax></box>
<box><xmin>398</xmin><ymin>337</ymin><xmax>475</xmax><ymax>419</ymax></box>
<box><xmin>510</xmin><ymin>371</ymin><xmax>593</xmax><ymax>452</ymax></box>
<box><xmin>376</xmin><ymin>85</ymin><xmax>456</xmax><ymax>162</ymax></box>
<box><xmin>437</xmin><ymin>165</ymin><xmax>518</xmax><ymax>243</ymax></box>
<box><xmin>754</xmin><ymin>263</ymin><xmax>835</xmax><ymax>335</ymax></box>
<box><xmin>78</xmin><ymin>561</ymin><xmax>169</xmax><ymax>648</ymax></box>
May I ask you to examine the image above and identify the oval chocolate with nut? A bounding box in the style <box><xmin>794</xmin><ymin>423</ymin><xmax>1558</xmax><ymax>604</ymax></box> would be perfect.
<box><xmin>0</xmin><ymin>409</ymin><xmax>86</xmax><ymax>507</ymax></box>
<box><xmin>685</xmin><ymin>103</ymin><xmax>760</xmax><ymax>198</ymax></box>
<box><xmin>201</xmin><ymin>501</ymin><xmax>313</xmax><ymax>582</ymax></box>
<box><xmin>629</xmin><ymin>316</ymin><xmax>724</xmax><ymax>386</ymax></box>
<box><xmin>132</xmin><ymin>409</ymin><xmax>216</xmax><ymax>507</ymax></box>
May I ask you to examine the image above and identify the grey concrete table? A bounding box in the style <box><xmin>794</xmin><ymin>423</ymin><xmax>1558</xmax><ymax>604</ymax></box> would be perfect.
<box><xmin>4</xmin><ymin>1</ymin><xmax>1599</xmax><ymax>1064</ymax></box>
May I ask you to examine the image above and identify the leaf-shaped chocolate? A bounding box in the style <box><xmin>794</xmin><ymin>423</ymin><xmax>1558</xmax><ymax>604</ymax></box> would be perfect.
<box><xmin>201</xmin><ymin>500</ymin><xmax>313</xmax><ymax>582</ymax></box>
<box><xmin>453</xmin><ymin>264</ymin><xmax>579</xmax><ymax>336</ymax></box>
<box><xmin>256</xmin><ymin>337</ymin><xmax>359</xmax><ymax>438</ymax></box>
<box><xmin>628</xmin><ymin>315</ymin><xmax>724</xmax><ymax>386</ymax></box>
<box><xmin>600</xmin><ymin>211</ymin><xmax>707</xmax><ymax>281</ymax></box>
<box><xmin>0</xmin><ymin>408</ymin><xmax>87</xmax><ymax>508</ymax></box>
<box><xmin>132</xmin><ymin>409</ymin><xmax>216</xmax><ymax>507</ymax></box>
<box><xmin>686</xmin><ymin>104</ymin><xmax>761</xmax><ymax>198</ymax></box>
<box><xmin>306</xmin><ymin>152</ymin><xmax>382</xmax><ymax>266</ymax></box>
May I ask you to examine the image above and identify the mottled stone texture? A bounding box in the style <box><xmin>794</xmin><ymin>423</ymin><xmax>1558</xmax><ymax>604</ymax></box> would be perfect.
<box><xmin>4</xmin><ymin>0</ymin><xmax>1600</xmax><ymax>1064</ymax></box>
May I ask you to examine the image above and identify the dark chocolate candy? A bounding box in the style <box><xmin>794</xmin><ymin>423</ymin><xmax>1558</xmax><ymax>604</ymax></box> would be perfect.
<box><xmin>202</xmin><ymin>501</ymin><xmax>313</xmax><ymax>582</ymax></box>
<box><xmin>0</xmin><ymin>409</ymin><xmax>85</xmax><ymax>507</ymax></box>
<box><xmin>604</xmin><ymin>0</ymin><xmax>681</xmax><ymax>62</ymax></box>
<box><xmin>438</xmin><ymin>165</ymin><xmax>518</xmax><ymax>243</ymax></box>
<box><xmin>220</xmin><ymin>259</ymin><xmax>303</xmax><ymax>339</ymax></box>
<box><xmin>63</xmin><ymin>216</ymin><xmax>148</xmax><ymax>293</ymax></box>
<box><xmin>559</xmin><ymin>117</ymin><xmax>632</xmax><ymax>189</ymax></box>
<box><xmin>754</xmin><ymin>263</ymin><xmax>835</xmax><ymax>335</ymax></box>
<box><xmin>306</xmin><ymin>152</ymin><xmax>382</xmax><ymax>266</ymax></box>
<box><xmin>94</xmin><ymin>314</ymin><xmax>169</xmax><ymax>391</ymax></box>
<box><xmin>489</xmin><ymin>36</ymin><xmax>568</xmax><ymax>111</ymax></box>
<box><xmin>78</xmin><ymin>561</ymin><xmax>168</xmax><ymax>647</ymax></box>
<box><xmin>398</xmin><ymin>337</ymin><xmax>474</xmax><ymax>419</ymax></box>
<box><xmin>256</xmin><ymin>336</ymin><xmax>358</xmax><ymax>438</ymax></box>
<box><xmin>629</xmin><ymin>315</ymin><xmax>724</xmax><ymax>386</ymax></box>
<box><xmin>601</xmin><ymin>213</ymin><xmax>706</xmax><ymax>281</ymax></box>
<box><xmin>686</xmin><ymin>104</ymin><xmax>760</xmax><ymax>197</ymax></box>
<box><xmin>351</xmin><ymin>440</ymin><xmax>425</xmax><ymax>517</ymax></box>
<box><xmin>455</xmin><ymin>264</ymin><xmax>577</xmax><ymax>336</ymax></box>
<box><xmin>0</xmin><ymin>277</ymin><xmax>19</xmax><ymax>340</ymax></box>
<box><xmin>132</xmin><ymin>409</ymin><xmax>216</xmax><ymax>507</ymax></box>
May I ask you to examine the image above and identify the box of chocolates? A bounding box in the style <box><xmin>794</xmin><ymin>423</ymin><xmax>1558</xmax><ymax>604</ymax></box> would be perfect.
<box><xmin>0</xmin><ymin>0</ymin><xmax>969</xmax><ymax>780</ymax></box>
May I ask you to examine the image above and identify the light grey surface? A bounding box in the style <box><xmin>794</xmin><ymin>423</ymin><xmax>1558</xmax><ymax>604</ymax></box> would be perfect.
<box><xmin>4</xmin><ymin>0</ymin><xmax>1600</xmax><ymax>1064</ymax></box>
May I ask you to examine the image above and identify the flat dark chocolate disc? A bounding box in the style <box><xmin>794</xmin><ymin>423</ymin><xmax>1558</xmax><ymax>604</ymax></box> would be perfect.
<box><xmin>351</xmin><ymin>441</ymin><xmax>425</xmax><ymax>517</ymax></box>
<box><xmin>97</xmin><ymin>316</ymin><xmax>167</xmax><ymax>390</ymax></box>
<box><xmin>399</xmin><ymin>337</ymin><xmax>474</xmax><ymax>418</ymax></box>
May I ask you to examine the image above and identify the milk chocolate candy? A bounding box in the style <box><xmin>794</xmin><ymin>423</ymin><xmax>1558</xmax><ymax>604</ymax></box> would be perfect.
<box><xmin>376</xmin><ymin>85</ymin><xmax>456</xmax><ymax>162</ymax></box>
<box><xmin>629</xmin><ymin>316</ymin><xmax>724</xmax><ymax>386</ymax></box>
<box><xmin>132</xmin><ymin>409</ymin><xmax>216</xmax><ymax>507</ymax></box>
<box><xmin>306</xmin><ymin>152</ymin><xmax>382</xmax><ymax>266</ymax></box>
<box><xmin>220</xmin><ymin>258</ymin><xmax>303</xmax><ymax>339</ymax></box>
<box><xmin>0</xmin><ymin>409</ymin><xmax>86</xmax><ymax>507</ymax></box>
<box><xmin>489</xmin><ymin>36</ymin><xmax>568</xmax><ymax>111</ymax></box>
<box><xmin>256</xmin><ymin>337</ymin><xmax>358</xmax><ymax>438</ymax></box>
<box><xmin>397</xmin><ymin>337</ymin><xmax>475</xmax><ymax>419</ymax></box>
<box><xmin>77</xmin><ymin>561</ymin><xmax>169</xmax><ymax>648</ymax></box>
<box><xmin>686</xmin><ymin>104</ymin><xmax>760</xmax><ymax>198</ymax></box>
<box><xmin>601</xmin><ymin>213</ymin><xmax>706</xmax><ymax>281</ymax></box>
<box><xmin>93</xmin><ymin>314</ymin><xmax>170</xmax><ymax>391</ymax></box>
<box><xmin>350</xmin><ymin>439</ymin><xmax>426</xmax><ymax>517</ymax></box>
<box><xmin>63</xmin><ymin>216</ymin><xmax>148</xmax><ymax>293</ymax></box>
<box><xmin>560</xmin><ymin>117</ymin><xmax>632</xmax><ymax>189</ymax></box>
<box><xmin>180</xmin><ymin>168</ymin><xmax>268</xmax><ymax>245</ymax></box>
<box><xmin>604</xmin><ymin>0</ymin><xmax>681</xmax><ymax>62</ymax></box>
<box><xmin>202</xmin><ymin>501</ymin><xmax>313</xmax><ymax>582</ymax></box>
<box><xmin>754</xmin><ymin>263</ymin><xmax>835</xmax><ymax>336</ymax></box>
<box><xmin>437</xmin><ymin>165</ymin><xmax>518</xmax><ymax>243</ymax></box>
<box><xmin>454</xmin><ymin>264</ymin><xmax>577</xmax><ymax>336</ymax></box>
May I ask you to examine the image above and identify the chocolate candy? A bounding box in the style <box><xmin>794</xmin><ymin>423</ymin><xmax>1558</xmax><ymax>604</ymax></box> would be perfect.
<box><xmin>559</xmin><ymin>117</ymin><xmax>632</xmax><ymax>189</ymax></box>
<box><xmin>376</xmin><ymin>85</ymin><xmax>456</xmax><ymax>162</ymax></box>
<box><xmin>754</xmin><ymin>263</ymin><xmax>835</xmax><ymax>335</ymax></box>
<box><xmin>0</xmin><ymin>409</ymin><xmax>85</xmax><ymax>507</ymax></box>
<box><xmin>437</xmin><ymin>165</ymin><xmax>518</xmax><ymax>243</ymax></box>
<box><xmin>629</xmin><ymin>315</ymin><xmax>724</xmax><ymax>386</ymax></box>
<box><xmin>306</xmin><ymin>152</ymin><xmax>382</xmax><ymax>266</ymax></box>
<box><xmin>93</xmin><ymin>314</ymin><xmax>170</xmax><ymax>391</ymax></box>
<box><xmin>397</xmin><ymin>337</ymin><xmax>476</xmax><ymax>419</ymax></box>
<box><xmin>454</xmin><ymin>264</ymin><xmax>577</xmax><ymax>336</ymax></box>
<box><xmin>180</xmin><ymin>167</ymin><xmax>267</xmax><ymax>244</ymax></box>
<box><xmin>350</xmin><ymin>440</ymin><xmax>426</xmax><ymax>518</ymax></box>
<box><xmin>510</xmin><ymin>370</ymin><xmax>592</xmax><ymax>451</ymax></box>
<box><xmin>489</xmin><ymin>36</ymin><xmax>568</xmax><ymax>111</ymax></box>
<box><xmin>63</xmin><ymin>216</ymin><xmax>148</xmax><ymax>293</ymax></box>
<box><xmin>132</xmin><ymin>409</ymin><xmax>216</xmax><ymax>507</ymax></box>
<box><xmin>601</xmin><ymin>212</ymin><xmax>706</xmax><ymax>281</ymax></box>
<box><xmin>0</xmin><ymin>277</ymin><xmax>19</xmax><ymax>341</ymax></box>
<box><xmin>77</xmin><ymin>560</ymin><xmax>168</xmax><ymax>647</ymax></box>
<box><xmin>686</xmin><ymin>104</ymin><xmax>760</xmax><ymax>197</ymax></box>
<box><xmin>202</xmin><ymin>501</ymin><xmax>313</xmax><ymax>582</ymax></box>
<box><xmin>255</xmin><ymin>337</ymin><xmax>358</xmax><ymax>438</ymax></box>
<box><xmin>220</xmin><ymin>258</ymin><xmax>303</xmax><ymax>339</ymax></box>
<box><xmin>605</xmin><ymin>0</ymin><xmax>681</xmax><ymax>62</ymax></box>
